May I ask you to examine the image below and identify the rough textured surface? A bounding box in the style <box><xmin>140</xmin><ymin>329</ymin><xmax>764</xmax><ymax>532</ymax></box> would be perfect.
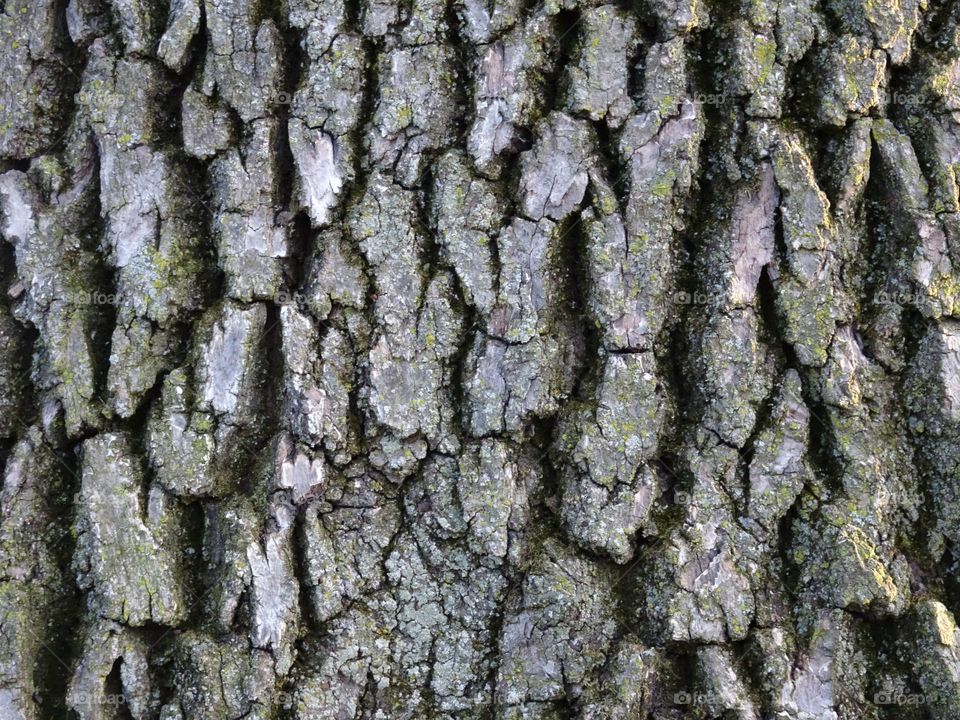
<box><xmin>2</xmin><ymin>0</ymin><xmax>960</xmax><ymax>718</ymax></box>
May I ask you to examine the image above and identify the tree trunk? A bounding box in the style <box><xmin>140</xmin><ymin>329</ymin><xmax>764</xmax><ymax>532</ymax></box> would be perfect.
<box><xmin>2</xmin><ymin>0</ymin><xmax>960</xmax><ymax>718</ymax></box>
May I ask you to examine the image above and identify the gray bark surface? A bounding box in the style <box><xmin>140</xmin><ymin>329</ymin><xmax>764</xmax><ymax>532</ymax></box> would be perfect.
<box><xmin>1</xmin><ymin>0</ymin><xmax>960</xmax><ymax>718</ymax></box>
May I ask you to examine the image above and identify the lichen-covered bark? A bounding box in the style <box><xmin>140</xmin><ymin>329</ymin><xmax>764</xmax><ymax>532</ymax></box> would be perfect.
<box><xmin>3</xmin><ymin>0</ymin><xmax>960</xmax><ymax>718</ymax></box>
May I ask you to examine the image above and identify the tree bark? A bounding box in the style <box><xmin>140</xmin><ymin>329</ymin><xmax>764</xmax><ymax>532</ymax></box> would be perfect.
<box><xmin>2</xmin><ymin>0</ymin><xmax>960</xmax><ymax>718</ymax></box>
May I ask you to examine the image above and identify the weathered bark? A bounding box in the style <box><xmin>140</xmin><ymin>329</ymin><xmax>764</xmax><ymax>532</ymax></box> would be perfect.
<box><xmin>2</xmin><ymin>0</ymin><xmax>960</xmax><ymax>718</ymax></box>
